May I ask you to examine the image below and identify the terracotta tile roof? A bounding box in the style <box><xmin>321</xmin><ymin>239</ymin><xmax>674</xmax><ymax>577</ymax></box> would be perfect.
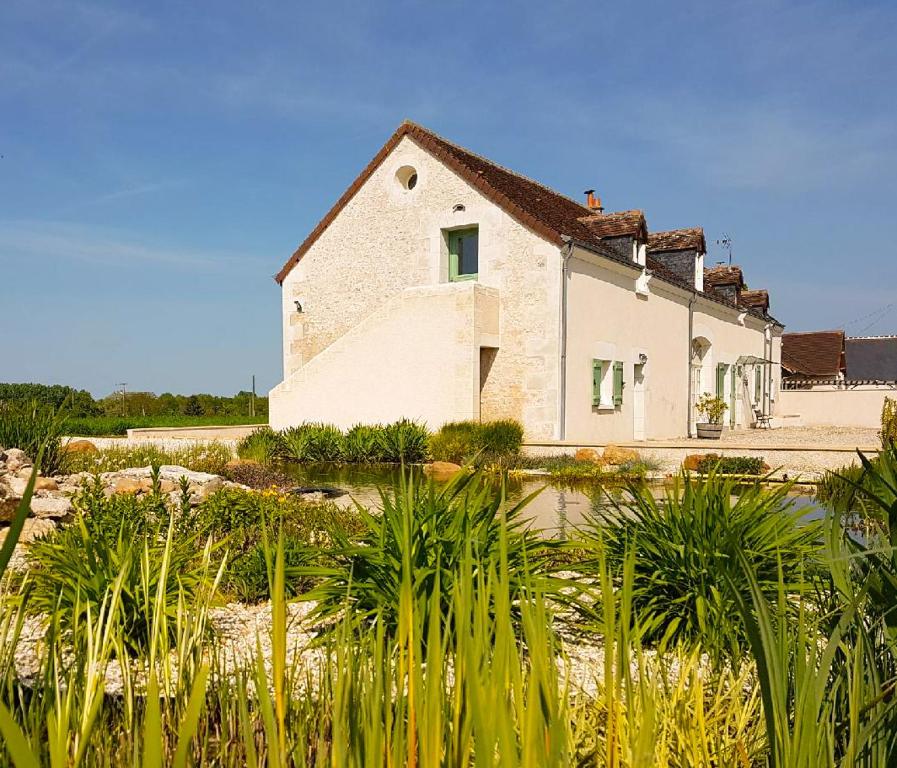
<box><xmin>740</xmin><ymin>289</ymin><xmax>770</xmax><ymax>312</ymax></box>
<box><xmin>273</xmin><ymin>121</ymin><xmax>782</xmax><ymax>327</ymax></box>
<box><xmin>704</xmin><ymin>265</ymin><xmax>745</xmax><ymax>289</ymax></box>
<box><xmin>578</xmin><ymin>210</ymin><xmax>647</xmax><ymax>240</ymax></box>
<box><xmin>276</xmin><ymin>121</ymin><xmax>594</xmax><ymax>283</ymax></box>
<box><xmin>781</xmin><ymin>331</ymin><xmax>845</xmax><ymax>376</ymax></box>
<box><xmin>648</xmin><ymin>227</ymin><xmax>706</xmax><ymax>253</ymax></box>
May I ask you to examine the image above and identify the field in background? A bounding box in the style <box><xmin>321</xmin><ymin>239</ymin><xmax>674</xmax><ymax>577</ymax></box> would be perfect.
<box><xmin>65</xmin><ymin>413</ymin><xmax>268</xmax><ymax>436</ymax></box>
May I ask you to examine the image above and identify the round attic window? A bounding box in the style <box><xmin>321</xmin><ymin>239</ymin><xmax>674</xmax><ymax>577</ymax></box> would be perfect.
<box><xmin>395</xmin><ymin>165</ymin><xmax>418</xmax><ymax>191</ymax></box>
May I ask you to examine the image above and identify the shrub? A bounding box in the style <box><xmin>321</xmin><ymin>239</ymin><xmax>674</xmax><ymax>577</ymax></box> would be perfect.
<box><xmin>303</xmin><ymin>469</ymin><xmax>562</xmax><ymax>640</ymax></box>
<box><xmin>222</xmin><ymin>461</ymin><xmax>295</xmax><ymax>489</ymax></box>
<box><xmin>428</xmin><ymin>419</ymin><xmax>524</xmax><ymax>464</ymax></box>
<box><xmin>378</xmin><ymin>418</ymin><xmax>429</xmax><ymax>463</ymax></box>
<box><xmin>343</xmin><ymin>423</ymin><xmax>385</xmax><ymax>463</ymax></box>
<box><xmin>695</xmin><ymin>455</ymin><xmax>766</xmax><ymax>475</ymax></box>
<box><xmin>280</xmin><ymin>422</ymin><xmax>345</xmax><ymax>462</ymax></box>
<box><xmin>695</xmin><ymin>394</ymin><xmax>728</xmax><ymax>424</ymax></box>
<box><xmin>236</xmin><ymin>426</ymin><xmax>284</xmax><ymax>464</ymax></box>
<box><xmin>0</xmin><ymin>400</ymin><xmax>68</xmax><ymax>474</ymax></box>
<box><xmin>62</xmin><ymin>442</ymin><xmax>233</xmax><ymax>475</ymax></box>
<box><xmin>882</xmin><ymin>397</ymin><xmax>897</xmax><ymax>445</ymax></box>
<box><xmin>194</xmin><ymin>486</ymin><xmax>365</xmax><ymax>601</ymax></box>
<box><xmin>27</xmin><ymin>482</ymin><xmax>216</xmax><ymax>654</ymax></box>
<box><xmin>577</xmin><ymin>472</ymin><xmax>822</xmax><ymax>661</ymax></box>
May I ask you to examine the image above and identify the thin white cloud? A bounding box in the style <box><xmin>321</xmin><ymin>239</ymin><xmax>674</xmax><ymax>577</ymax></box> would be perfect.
<box><xmin>0</xmin><ymin>221</ymin><xmax>263</xmax><ymax>271</ymax></box>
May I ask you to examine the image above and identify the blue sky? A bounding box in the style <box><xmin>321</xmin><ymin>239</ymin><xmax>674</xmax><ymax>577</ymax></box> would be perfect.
<box><xmin>1</xmin><ymin>0</ymin><xmax>895</xmax><ymax>397</ymax></box>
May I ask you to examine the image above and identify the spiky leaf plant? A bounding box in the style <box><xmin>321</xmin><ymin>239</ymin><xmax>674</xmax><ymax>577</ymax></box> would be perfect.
<box><xmin>302</xmin><ymin>468</ymin><xmax>565</xmax><ymax>640</ymax></box>
<box><xmin>578</xmin><ymin>471</ymin><xmax>822</xmax><ymax>661</ymax></box>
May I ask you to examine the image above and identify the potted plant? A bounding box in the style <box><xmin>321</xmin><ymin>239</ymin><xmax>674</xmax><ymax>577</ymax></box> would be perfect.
<box><xmin>695</xmin><ymin>393</ymin><xmax>728</xmax><ymax>439</ymax></box>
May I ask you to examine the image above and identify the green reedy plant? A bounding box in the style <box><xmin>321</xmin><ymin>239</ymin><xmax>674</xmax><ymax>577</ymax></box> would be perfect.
<box><xmin>578</xmin><ymin>471</ymin><xmax>822</xmax><ymax>661</ymax></box>
<box><xmin>882</xmin><ymin>397</ymin><xmax>897</xmax><ymax>445</ymax></box>
<box><xmin>27</xmin><ymin>492</ymin><xmax>217</xmax><ymax>654</ymax></box>
<box><xmin>62</xmin><ymin>441</ymin><xmax>233</xmax><ymax>475</ymax></box>
<box><xmin>378</xmin><ymin>418</ymin><xmax>429</xmax><ymax>463</ymax></box>
<box><xmin>695</xmin><ymin>454</ymin><xmax>767</xmax><ymax>475</ymax></box>
<box><xmin>0</xmin><ymin>400</ymin><xmax>69</xmax><ymax>474</ymax></box>
<box><xmin>343</xmin><ymin>423</ymin><xmax>385</xmax><ymax>462</ymax></box>
<box><xmin>280</xmin><ymin>422</ymin><xmax>345</xmax><ymax>462</ymax></box>
<box><xmin>428</xmin><ymin>419</ymin><xmax>524</xmax><ymax>465</ymax></box>
<box><xmin>235</xmin><ymin>426</ymin><xmax>284</xmax><ymax>464</ymax></box>
<box><xmin>303</xmin><ymin>468</ymin><xmax>564</xmax><ymax>640</ymax></box>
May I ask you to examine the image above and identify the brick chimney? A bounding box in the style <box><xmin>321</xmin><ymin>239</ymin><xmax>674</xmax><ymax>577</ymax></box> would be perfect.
<box><xmin>584</xmin><ymin>189</ymin><xmax>604</xmax><ymax>212</ymax></box>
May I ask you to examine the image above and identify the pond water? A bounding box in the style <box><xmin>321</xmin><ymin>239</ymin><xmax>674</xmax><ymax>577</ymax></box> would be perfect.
<box><xmin>278</xmin><ymin>463</ymin><xmax>822</xmax><ymax>537</ymax></box>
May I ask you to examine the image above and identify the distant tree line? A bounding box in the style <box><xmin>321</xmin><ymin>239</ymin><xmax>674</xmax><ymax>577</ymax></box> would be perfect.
<box><xmin>0</xmin><ymin>383</ymin><xmax>268</xmax><ymax>419</ymax></box>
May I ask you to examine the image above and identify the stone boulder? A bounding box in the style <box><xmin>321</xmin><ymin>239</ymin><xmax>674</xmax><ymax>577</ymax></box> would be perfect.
<box><xmin>30</xmin><ymin>497</ymin><xmax>73</xmax><ymax>520</ymax></box>
<box><xmin>11</xmin><ymin>468</ymin><xmax>59</xmax><ymax>492</ymax></box>
<box><xmin>602</xmin><ymin>445</ymin><xmax>641</xmax><ymax>465</ymax></box>
<box><xmin>0</xmin><ymin>480</ymin><xmax>22</xmax><ymax>523</ymax></box>
<box><xmin>111</xmin><ymin>476</ymin><xmax>143</xmax><ymax>495</ymax></box>
<box><xmin>423</xmin><ymin>461</ymin><xmax>463</xmax><ymax>480</ymax></box>
<box><xmin>62</xmin><ymin>440</ymin><xmax>98</xmax><ymax>455</ymax></box>
<box><xmin>2</xmin><ymin>448</ymin><xmax>30</xmax><ymax>474</ymax></box>
<box><xmin>0</xmin><ymin>518</ymin><xmax>56</xmax><ymax>546</ymax></box>
<box><xmin>574</xmin><ymin>448</ymin><xmax>604</xmax><ymax>465</ymax></box>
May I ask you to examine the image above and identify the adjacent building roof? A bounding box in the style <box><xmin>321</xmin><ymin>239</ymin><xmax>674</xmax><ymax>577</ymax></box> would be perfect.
<box><xmin>648</xmin><ymin>227</ymin><xmax>706</xmax><ymax>253</ymax></box>
<box><xmin>845</xmin><ymin>336</ymin><xmax>897</xmax><ymax>381</ymax></box>
<box><xmin>781</xmin><ymin>330</ymin><xmax>845</xmax><ymax>377</ymax></box>
<box><xmin>704</xmin><ymin>265</ymin><xmax>745</xmax><ymax>290</ymax></box>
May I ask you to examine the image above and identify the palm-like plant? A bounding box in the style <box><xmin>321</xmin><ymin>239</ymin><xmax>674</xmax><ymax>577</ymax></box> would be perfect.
<box><xmin>302</xmin><ymin>469</ymin><xmax>564</xmax><ymax>640</ymax></box>
<box><xmin>577</xmin><ymin>471</ymin><xmax>822</xmax><ymax>661</ymax></box>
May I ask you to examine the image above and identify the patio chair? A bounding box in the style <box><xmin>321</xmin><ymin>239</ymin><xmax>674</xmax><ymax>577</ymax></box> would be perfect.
<box><xmin>753</xmin><ymin>407</ymin><xmax>771</xmax><ymax>429</ymax></box>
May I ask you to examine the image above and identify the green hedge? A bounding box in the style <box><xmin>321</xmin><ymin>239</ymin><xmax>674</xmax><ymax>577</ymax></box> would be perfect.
<box><xmin>428</xmin><ymin>420</ymin><xmax>524</xmax><ymax>465</ymax></box>
<box><xmin>237</xmin><ymin>419</ymin><xmax>431</xmax><ymax>464</ymax></box>
<box><xmin>695</xmin><ymin>455</ymin><xmax>767</xmax><ymax>475</ymax></box>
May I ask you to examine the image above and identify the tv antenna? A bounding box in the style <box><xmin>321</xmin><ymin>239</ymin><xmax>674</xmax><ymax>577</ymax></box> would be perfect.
<box><xmin>716</xmin><ymin>234</ymin><xmax>733</xmax><ymax>265</ymax></box>
<box><xmin>117</xmin><ymin>382</ymin><xmax>128</xmax><ymax>417</ymax></box>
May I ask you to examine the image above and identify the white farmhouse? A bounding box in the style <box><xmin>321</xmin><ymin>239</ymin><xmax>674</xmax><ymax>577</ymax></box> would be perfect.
<box><xmin>270</xmin><ymin>121</ymin><xmax>783</xmax><ymax>441</ymax></box>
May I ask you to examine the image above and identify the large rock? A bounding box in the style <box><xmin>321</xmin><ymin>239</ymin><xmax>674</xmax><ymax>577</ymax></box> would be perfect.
<box><xmin>12</xmin><ymin>469</ymin><xmax>58</xmax><ymax>492</ymax></box>
<box><xmin>0</xmin><ymin>481</ymin><xmax>22</xmax><ymax>522</ymax></box>
<box><xmin>189</xmin><ymin>476</ymin><xmax>224</xmax><ymax>501</ymax></box>
<box><xmin>602</xmin><ymin>445</ymin><xmax>641</xmax><ymax>466</ymax></box>
<box><xmin>111</xmin><ymin>477</ymin><xmax>143</xmax><ymax>495</ymax></box>
<box><xmin>574</xmin><ymin>448</ymin><xmax>604</xmax><ymax>465</ymax></box>
<box><xmin>30</xmin><ymin>497</ymin><xmax>73</xmax><ymax>519</ymax></box>
<box><xmin>6</xmin><ymin>475</ymin><xmax>28</xmax><ymax>497</ymax></box>
<box><xmin>423</xmin><ymin>461</ymin><xmax>463</xmax><ymax>479</ymax></box>
<box><xmin>62</xmin><ymin>440</ymin><xmax>98</xmax><ymax>455</ymax></box>
<box><xmin>0</xmin><ymin>518</ymin><xmax>56</xmax><ymax>546</ymax></box>
<box><xmin>3</xmin><ymin>448</ymin><xmax>30</xmax><ymax>473</ymax></box>
<box><xmin>34</xmin><ymin>477</ymin><xmax>58</xmax><ymax>491</ymax></box>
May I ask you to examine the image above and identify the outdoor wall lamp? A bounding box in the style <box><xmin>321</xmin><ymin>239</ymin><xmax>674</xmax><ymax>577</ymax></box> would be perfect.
<box><xmin>294</xmin><ymin>300</ymin><xmax>304</xmax><ymax>313</ymax></box>
<box><xmin>638</xmin><ymin>353</ymin><xmax>648</xmax><ymax>365</ymax></box>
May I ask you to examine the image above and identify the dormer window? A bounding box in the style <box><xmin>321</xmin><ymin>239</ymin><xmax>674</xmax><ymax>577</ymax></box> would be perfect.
<box><xmin>635</xmin><ymin>240</ymin><xmax>647</xmax><ymax>266</ymax></box>
<box><xmin>449</xmin><ymin>227</ymin><xmax>479</xmax><ymax>281</ymax></box>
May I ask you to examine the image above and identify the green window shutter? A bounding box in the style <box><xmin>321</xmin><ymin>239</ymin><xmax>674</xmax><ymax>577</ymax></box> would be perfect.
<box><xmin>592</xmin><ymin>360</ymin><xmax>603</xmax><ymax>406</ymax></box>
<box><xmin>754</xmin><ymin>367</ymin><xmax>762</xmax><ymax>403</ymax></box>
<box><xmin>613</xmin><ymin>361</ymin><xmax>624</xmax><ymax>406</ymax></box>
<box><xmin>716</xmin><ymin>363</ymin><xmax>727</xmax><ymax>397</ymax></box>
